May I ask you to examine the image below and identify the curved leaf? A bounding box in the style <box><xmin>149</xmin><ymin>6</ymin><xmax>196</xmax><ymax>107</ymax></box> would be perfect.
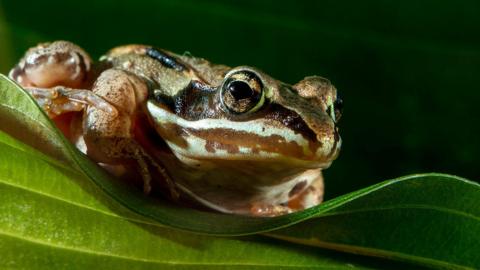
<box><xmin>270</xmin><ymin>174</ymin><xmax>480</xmax><ymax>269</ymax></box>
<box><xmin>1</xmin><ymin>74</ymin><xmax>479</xmax><ymax>269</ymax></box>
<box><xmin>0</xmin><ymin>130</ymin><xmax>391</xmax><ymax>270</ymax></box>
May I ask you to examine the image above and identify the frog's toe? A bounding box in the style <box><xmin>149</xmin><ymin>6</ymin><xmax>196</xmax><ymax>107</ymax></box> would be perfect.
<box><xmin>23</xmin><ymin>86</ymin><xmax>118</xmax><ymax>118</ymax></box>
<box><xmin>287</xmin><ymin>176</ymin><xmax>324</xmax><ymax>211</ymax></box>
<box><xmin>249</xmin><ymin>203</ymin><xmax>292</xmax><ymax>217</ymax></box>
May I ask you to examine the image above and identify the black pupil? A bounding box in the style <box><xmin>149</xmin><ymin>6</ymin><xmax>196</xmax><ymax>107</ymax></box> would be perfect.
<box><xmin>228</xmin><ymin>81</ymin><xmax>254</xmax><ymax>100</ymax></box>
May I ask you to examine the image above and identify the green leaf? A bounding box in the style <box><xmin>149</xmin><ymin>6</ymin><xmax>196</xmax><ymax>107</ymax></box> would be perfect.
<box><xmin>1</xmin><ymin>74</ymin><xmax>479</xmax><ymax>269</ymax></box>
<box><xmin>270</xmin><ymin>174</ymin><xmax>480</xmax><ymax>269</ymax></box>
<box><xmin>0</xmin><ymin>130</ymin><xmax>389</xmax><ymax>270</ymax></box>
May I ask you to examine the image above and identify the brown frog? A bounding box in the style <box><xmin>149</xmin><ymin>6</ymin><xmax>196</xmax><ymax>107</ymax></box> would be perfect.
<box><xmin>9</xmin><ymin>41</ymin><xmax>342</xmax><ymax>216</ymax></box>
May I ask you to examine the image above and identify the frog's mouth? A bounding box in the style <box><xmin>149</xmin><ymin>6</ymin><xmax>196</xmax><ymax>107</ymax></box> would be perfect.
<box><xmin>146</xmin><ymin>101</ymin><xmax>340</xmax><ymax>169</ymax></box>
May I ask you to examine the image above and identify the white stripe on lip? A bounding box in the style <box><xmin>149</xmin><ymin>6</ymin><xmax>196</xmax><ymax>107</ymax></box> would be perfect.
<box><xmin>146</xmin><ymin>101</ymin><xmax>336</xmax><ymax>160</ymax></box>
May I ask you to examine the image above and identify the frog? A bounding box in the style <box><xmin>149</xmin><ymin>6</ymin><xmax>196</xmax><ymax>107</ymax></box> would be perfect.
<box><xmin>9</xmin><ymin>40</ymin><xmax>342</xmax><ymax>216</ymax></box>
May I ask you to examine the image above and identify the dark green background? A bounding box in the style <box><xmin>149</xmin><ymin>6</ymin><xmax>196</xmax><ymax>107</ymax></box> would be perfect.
<box><xmin>0</xmin><ymin>0</ymin><xmax>478</xmax><ymax>198</ymax></box>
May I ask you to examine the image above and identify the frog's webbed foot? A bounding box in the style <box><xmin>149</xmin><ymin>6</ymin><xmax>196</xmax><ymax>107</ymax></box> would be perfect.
<box><xmin>88</xmin><ymin>137</ymin><xmax>179</xmax><ymax>199</ymax></box>
<box><xmin>287</xmin><ymin>175</ymin><xmax>324</xmax><ymax>211</ymax></box>
<box><xmin>132</xmin><ymin>144</ymin><xmax>179</xmax><ymax>199</ymax></box>
<box><xmin>24</xmin><ymin>86</ymin><xmax>118</xmax><ymax>118</ymax></box>
<box><xmin>250</xmin><ymin>204</ymin><xmax>292</xmax><ymax>217</ymax></box>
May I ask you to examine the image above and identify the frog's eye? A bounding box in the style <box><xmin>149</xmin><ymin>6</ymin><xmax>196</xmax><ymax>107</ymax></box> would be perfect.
<box><xmin>220</xmin><ymin>70</ymin><xmax>264</xmax><ymax>114</ymax></box>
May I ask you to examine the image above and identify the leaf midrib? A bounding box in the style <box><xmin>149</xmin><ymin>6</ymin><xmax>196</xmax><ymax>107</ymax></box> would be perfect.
<box><xmin>316</xmin><ymin>204</ymin><xmax>480</xmax><ymax>222</ymax></box>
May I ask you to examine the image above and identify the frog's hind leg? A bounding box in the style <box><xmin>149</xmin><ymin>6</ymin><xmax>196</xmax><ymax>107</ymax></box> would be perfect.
<box><xmin>9</xmin><ymin>40</ymin><xmax>92</xmax><ymax>89</ymax></box>
<box><xmin>8</xmin><ymin>40</ymin><xmax>114</xmax><ymax>118</ymax></box>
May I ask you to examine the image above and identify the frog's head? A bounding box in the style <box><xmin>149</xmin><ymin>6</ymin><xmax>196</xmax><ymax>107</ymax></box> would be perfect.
<box><xmin>147</xmin><ymin>66</ymin><xmax>342</xmax><ymax>171</ymax></box>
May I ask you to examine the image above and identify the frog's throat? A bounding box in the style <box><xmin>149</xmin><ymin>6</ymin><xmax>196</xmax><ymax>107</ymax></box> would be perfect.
<box><xmin>174</xmin><ymin>168</ymin><xmax>323</xmax><ymax>215</ymax></box>
<box><xmin>146</xmin><ymin>101</ymin><xmax>336</xmax><ymax>166</ymax></box>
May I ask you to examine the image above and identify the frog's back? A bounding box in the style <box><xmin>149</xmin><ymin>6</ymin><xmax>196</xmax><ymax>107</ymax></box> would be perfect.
<box><xmin>101</xmin><ymin>45</ymin><xmax>229</xmax><ymax>92</ymax></box>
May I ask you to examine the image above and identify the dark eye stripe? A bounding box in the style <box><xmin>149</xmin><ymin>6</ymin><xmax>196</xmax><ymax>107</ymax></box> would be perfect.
<box><xmin>146</xmin><ymin>47</ymin><xmax>186</xmax><ymax>71</ymax></box>
<box><xmin>263</xmin><ymin>104</ymin><xmax>318</xmax><ymax>142</ymax></box>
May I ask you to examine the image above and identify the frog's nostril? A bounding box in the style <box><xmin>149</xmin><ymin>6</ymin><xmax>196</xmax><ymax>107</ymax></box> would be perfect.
<box><xmin>325</xmin><ymin>96</ymin><xmax>343</xmax><ymax>123</ymax></box>
<box><xmin>334</xmin><ymin>97</ymin><xmax>343</xmax><ymax>121</ymax></box>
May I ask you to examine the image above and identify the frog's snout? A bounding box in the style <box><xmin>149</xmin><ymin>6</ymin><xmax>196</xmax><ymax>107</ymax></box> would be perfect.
<box><xmin>290</xmin><ymin>76</ymin><xmax>342</xmax><ymax>161</ymax></box>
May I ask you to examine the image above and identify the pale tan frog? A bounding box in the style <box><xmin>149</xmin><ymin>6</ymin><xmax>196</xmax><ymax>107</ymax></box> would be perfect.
<box><xmin>9</xmin><ymin>41</ymin><xmax>342</xmax><ymax>216</ymax></box>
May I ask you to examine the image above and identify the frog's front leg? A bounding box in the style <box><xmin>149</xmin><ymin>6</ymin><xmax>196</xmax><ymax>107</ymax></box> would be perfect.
<box><xmin>23</xmin><ymin>86</ymin><xmax>118</xmax><ymax>118</ymax></box>
<box><xmin>83</xmin><ymin>69</ymin><xmax>178</xmax><ymax>198</ymax></box>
